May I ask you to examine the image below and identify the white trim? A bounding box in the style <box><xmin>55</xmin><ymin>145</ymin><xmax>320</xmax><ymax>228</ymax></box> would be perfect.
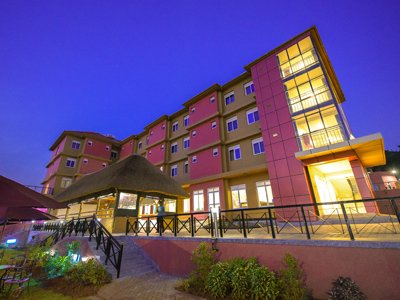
<box><xmin>246</xmin><ymin>107</ymin><xmax>259</xmax><ymax>125</ymax></box>
<box><xmin>213</xmin><ymin>148</ymin><xmax>219</xmax><ymax>157</ymax></box>
<box><xmin>192</xmin><ymin>156</ymin><xmax>197</xmax><ymax>163</ymax></box>
<box><xmin>252</xmin><ymin>137</ymin><xmax>265</xmax><ymax>155</ymax></box>
<box><xmin>244</xmin><ymin>81</ymin><xmax>254</xmax><ymax>95</ymax></box>
<box><xmin>171</xmin><ymin>164</ymin><xmax>178</xmax><ymax>177</ymax></box>
<box><xmin>211</xmin><ymin>121</ymin><xmax>217</xmax><ymax>129</ymax></box>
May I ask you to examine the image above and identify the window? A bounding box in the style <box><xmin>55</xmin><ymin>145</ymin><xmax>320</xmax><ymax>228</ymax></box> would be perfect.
<box><xmin>118</xmin><ymin>192</ymin><xmax>138</xmax><ymax>210</ymax></box>
<box><xmin>150</xmin><ymin>131</ymin><xmax>154</xmax><ymax>136</ymax></box>
<box><xmin>244</xmin><ymin>81</ymin><xmax>255</xmax><ymax>95</ymax></box>
<box><xmin>213</xmin><ymin>148</ymin><xmax>218</xmax><ymax>157</ymax></box>
<box><xmin>183</xmin><ymin>198</ymin><xmax>190</xmax><ymax>213</ymax></box>
<box><xmin>224</xmin><ymin>91</ymin><xmax>235</xmax><ymax>105</ymax></box>
<box><xmin>184</xmin><ymin>115</ymin><xmax>189</xmax><ymax>127</ymax></box>
<box><xmin>192</xmin><ymin>156</ymin><xmax>197</xmax><ymax>163</ymax></box>
<box><xmin>66</xmin><ymin>158</ymin><xmax>76</xmax><ymax>168</ymax></box>
<box><xmin>183</xmin><ymin>137</ymin><xmax>190</xmax><ymax>149</ymax></box>
<box><xmin>228</xmin><ymin>145</ymin><xmax>241</xmax><ymax>161</ymax></box>
<box><xmin>193</xmin><ymin>190</ymin><xmax>204</xmax><ymax>211</ymax></box>
<box><xmin>226</xmin><ymin>117</ymin><xmax>238</xmax><ymax>132</ymax></box>
<box><xmin>162</xmin><ymin>124</ymin><xmax>166</xmax><ymax>129</ymax></box>
<box><xmin>60</xmin><ymin>177</ymin><xmax>72</xmax><ymax>188</ymax></box>
<box><xmin>192</xmin><ymin>130</ymin><xmax>197</xmax><ymax>137</ymax></box>
<box><xmin>161</xmin><ymin>144</ymin><xmax>165</xmax><ymax>151</ymax></box>
<box><xmin>171</xmin><ymin>143</ymin><xmax>178</xmax><ymax>153</ymax></box>
<box><xmin>172</xmin><ymin>122</ymin><xmax>179</xmax><ymax>132</ymax></box>
<box><xmin>208</xmin><ymin>187</ymin><xmax>220</xmax><ymax>210</ymax></box>
<box><xmin>71</xmin><ymin>140</ymin><xmax>81</xmax><ymax>150</ymax></box>
<box><xmin>83</xmin><ymin>159</ymin><xmax>88</xmax><ymax>164</ymax></box>
<box><xmin>146</xmin><ymin>136</ymin><xmax>149</xmax><ymax>145</ymax></box>
<box><xmin>171</xmin><ymin>165</ymin><xmax>178</xmax><ymax>177</ymax></box>
<box><xmin>210</xmin><ymin>96</ymin><xmax>215</xmax><ymax>103</ymax></box>
<box><xmin>164</xmin><ymin>198</ymin><xmax>176</xmax><ymax>213</ymax></box>
<box><xmin>247</xmin><ymin>108</ymin><xmax>259</xmax><ymax>124</ymax></box>
<box><xmin>231</xmin><ymin>184</ymin><xmax>247</xmax><ymax>208</ymax></box>
<box><xmin>102</xmin><ymin>163</ymin><xmax>107</xmax><ymax>167</ymax></box>
<box><xmin>111</xmin><ymin>151</ymin><xmax>118</xmax><ymax>159</ymax></box>
<box><xmin>184</xmin><ymin>160</ymin><xmax>189</xmax><ymax>173</ymax></box>
<box><xmin>211</xmin><ymin>121</ymin><xmax>217</xmax><ymax>129</ymax></box>
<box><xmin>256</xmin><ymin>181</ymin><xmax>274</xmax><ymax>206</ymax></box>
<box><xmin>106</xmin><ymin>146</ymin><xmax>110</xmax><ymax>151</ymax></box>
<box><xmin>252</xmin><ymin>138</ymin><xmax>265</xmax><ymax>155</ymax></box>
<box><xmin>87</xmin><ymin>140</ymin><xmax>93</xmax><ymax>146</ymax></box>
<box><xmin>138</xmin><ymin>141</ymin><xmax>142</xmax><ymax>149</ymax></box>
<box><xmin>191</xmin><ymin>107</ymin><xmax>196</xmax><ymax>113</ymax></box>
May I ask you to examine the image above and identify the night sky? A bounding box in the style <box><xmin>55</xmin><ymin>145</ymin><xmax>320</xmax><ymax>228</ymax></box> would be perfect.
<box><xmin>1</xmin><ymin>1</ymin><xmax>399</xmax><ymax>186</ymax></box>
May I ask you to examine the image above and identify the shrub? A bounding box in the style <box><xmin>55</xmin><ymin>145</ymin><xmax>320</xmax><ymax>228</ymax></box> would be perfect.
<box><xmin>205</xmin><ymin>261</ymin><xmax>230</xmax><ymax>299</ymax></box>
<box><xmin>328</xmin><ymin>276</ymin><xmax>366</xmax><ymax>300</ymax></box>
<box><xmin>66</xmin><ymin>258</ymin><xmax>112</xmax><ymax>286</ymax></box>
<box><xmin>67</xmin><ymin>241</ymin><xmax>80</xmax><ymax>256</ymax></box>
<box><xmin>44</xmin><ymin>251</ymin><xmax>72</xmax><ymax>279</ymax></box>
<box><xmin>278</xmin><ymin>253</ymin><xmax>308</xmax><ymax>300</ymax></box>
<box><xmin>27</xmin><ymin>237</ymin><xmax>53</xmax><ymax>267</ymax></box>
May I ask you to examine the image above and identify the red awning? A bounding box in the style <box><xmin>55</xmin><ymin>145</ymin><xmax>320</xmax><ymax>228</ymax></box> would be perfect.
<box><xmin>0</xmin><ymin>176</ymin><xmax>66</xmax><ymax>209</ymax></box>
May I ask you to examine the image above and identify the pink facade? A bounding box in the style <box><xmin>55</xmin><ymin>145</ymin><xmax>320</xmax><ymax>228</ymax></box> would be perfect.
<box><xmin>188</xmin><ymin>92</ymin><xmax>218</xmax><ymax>125</ymax></box>
<box><xmin>189</xmin><ymin>179</ymin><xmax>226</xmax><ymax>210</ymax></box>
<box><xmin>189</xmin><ymin>118</ymin><xmax>220</xmax><ymax>151</ymax></box>
<box><xmin>83</xmin><ymin>139</ymin><xmax>112</xmax><ymax>160</ymax></box>
<box><xmin>79</xmin><ymin>158</ymin><xmax>108</xmax><ymax>174</ymax></box>
<box><xmin>146</xmin><ymin>143</ymin><xmax>166</xmax><ymax>165</ymax></box>
<box><xmin>50</xmin><ymin>137</ymin><xmax>66</xmax><ymax>160</ymax></box>
<box><xmin>120</xmin><ymin>139</ymin><xmax>134</xmax><ymax>160</ymax></box>
<box><xmin>45</xmin><ymin>157</ymin><xmax>61</xmax><ymax>180</ymax></box>
<box><xmin>251</xmin><ymin>34</ymin><xmax>312</xmax><ymax>210</ymax></box>
<box><xmin>147</xmin><ymin>120</ymin><xmax>167</xmax><ymax>146</ymax></box>
<box><xmin>189</xmin><ymin>146</ymin><xmax>222</xmax><ymax>180</ymax></box>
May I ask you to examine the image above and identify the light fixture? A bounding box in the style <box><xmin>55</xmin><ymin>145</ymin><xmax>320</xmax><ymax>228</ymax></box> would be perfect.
<box><xmin>392</xmin><ymin>169</ymin><xmax>397</xmax><ymax>175</ymax></box>
<box><xmin>31</xmin><ymin>220</ymin><xmax>35</xmax><ymax>223</ymax></box>
<box><xmin>6</xmin><ymin>239</ymin><xmax>17</xmax><ymax>245</ymax></box>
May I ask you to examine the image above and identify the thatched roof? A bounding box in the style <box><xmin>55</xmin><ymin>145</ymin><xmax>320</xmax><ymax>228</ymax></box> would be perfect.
<box><xmin>55</xmin><ymin>155</ymin><xmax>188</xmax><ymax>203</ymax></box>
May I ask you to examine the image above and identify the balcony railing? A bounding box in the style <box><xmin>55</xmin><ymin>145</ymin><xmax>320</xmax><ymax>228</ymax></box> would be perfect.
<box><xmin>281</xmin><ymin>50</ymin><xmax>319</xmax><ymax>78</ymax></box>
<box><xmin>298</xmin><ymin>125</ymin><xmax>346</xmax><ymax>151</ymax></box>
<box><xmin>288</xmin><ymin>84</ymin><xmax>333</xmax><ymax>114</ymax></box>
<box><xmin>26</xmin><ymin>185</ymin><xmax>54</xmax><ymax>195</ymax></box>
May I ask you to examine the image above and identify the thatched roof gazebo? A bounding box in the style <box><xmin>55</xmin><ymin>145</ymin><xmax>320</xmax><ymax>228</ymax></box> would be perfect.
<box><xmin>54</xmin><ymin>155</ymin><xmax>188</xmax><ymax>233</ymax></box>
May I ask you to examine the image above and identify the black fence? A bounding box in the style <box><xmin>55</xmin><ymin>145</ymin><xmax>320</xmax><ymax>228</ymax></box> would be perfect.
<box><xmin>34</xmin><ymin>215</ymin><xmax>124</xmax><ymax>278</ymax></box>
<box><xmin>126</xmin><ymin>197</ymin><xmax>400</xmax><ymax>241</ymax></box>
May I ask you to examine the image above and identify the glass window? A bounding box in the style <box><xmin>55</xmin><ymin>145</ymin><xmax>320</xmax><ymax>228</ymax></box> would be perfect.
<box><xmin>211</xmin><ymin>121</ymin><xmax>217</xmax><ymax>129</ymax></box>
<box><xmin>172</xmin><ymin>122</ymin><xmax>179</xmax><ymax>132</ymax></box>
<box><xmin>247</xmin><ymin>108</ymin><xmax>259</xmax><ymax>124</ymax></box>
<box><xmin>227</xmin><ymin>117</ymin><xmax>238</xmax><ymax>132</ymax></box>
<box><xmin>60</xmin><ymin>177</ymin><xmax>72</xmax><ymax>188</ymax></box>
<box><xmin>193</xmin><ymin>190</ymin><xmax>204</xmax><ymax>211</ymax></box>
<box><xmin>256</xmin><ymin>181</ymin><xmax>274</xmax><ymax>206</ymax></box>
<box><xmin>231</xmin><ymin>184</ymin><xmax>247</xmax><ymax>208</ymax></box>
<box><xmin>171</xmin><ymin>143</ymin><xmax>178</xmax><ymax>153</ymax></box>
<box><xmin>183</xmin><ymin>137</ymin><xmax>190</xmax><ymax>149</ymax></box>
<box><xmin>208</xmin><ymin>187</ymin><xmax>220</xmax><ymax>210</ymax></box>
<box><xmin>252</xmin><ymin>138</ymin><xmax>265</xmax><ymax>155</ymax></box>
<box><xmin>244</xmin><ymin>81</ymin><xmax>255</xmax><ymax>95</ymax></box>
<box><xmin>192</xmin><ymin>156</ymin><xmax>197</xmax><ymax>163</ymax></box>
<box><xmin>171</xmin><ymin>165</ymin><xmax>178</xmax><ymax>177</ymax></box>
<box><xmin>164</xmin><ymin>198</ymin><xmax>176</xmax><ymax>213</ymax></box>
<box><xmin>183</xmin><ymin>198</ymin><xmax>190</xmax><ymax>213</ymax></box>
<box><xmin>111</xmin><ymin>151</ymin><xmax>118</xmax><ymax>159</ymax></box>
<box><xmin>138</xmin><ymin>142</ymin><xmax>142</xmax><ymax>149</ymax></box>
<box><xmin>184</xmin><ymin>115</ymin><xmax>189</xmax><ymax>127</ymax></box>
<box><xmin>71</xmin><ymin>140</ymin><xmax>81</xmax><ymax>150</ymax></box>
<box><xmin>228</xmin><ymin>145</ymin><xmax>241</xmax><ymax>161</ymax></box>
<box><xmin>213</xmin><ymin>148</ymin><xmax>218</xmax><ymax>157</ymax></box>
<box><xmin>66</xmin><ymin>158</ymin><xmax>76</xmax><ymax>168</ymax></box>
<box><xmin>224</xmin><ymin>92</ymin><xmax>235</xmax><ymax>105</ymax></box>
<box><xmin>118</xmin><ymin>192</ymin><xmax>138</xmax><ymax>210</ymax></box>
<box><xmin>184</xmin><ymin>161</ymin><xmax>189</xmax><ymax>173</ymax></box>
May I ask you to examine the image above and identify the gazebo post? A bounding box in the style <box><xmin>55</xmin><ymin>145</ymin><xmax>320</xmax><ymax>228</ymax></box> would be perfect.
<box><xmin>78</xmin><ymin>202</ymin><xmax>83</xmax><ymax>219</ymax></box>
<box><xmin>95</xmin><ymin>197</ymin><xmax>100</xmax><ymax>217</ymax></box>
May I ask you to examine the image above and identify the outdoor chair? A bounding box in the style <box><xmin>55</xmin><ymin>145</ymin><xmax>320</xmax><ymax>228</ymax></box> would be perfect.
<box><xmin>3</xmin><ymin>264</ymin><xmax>32</xmax><ymax>297</ymax></box>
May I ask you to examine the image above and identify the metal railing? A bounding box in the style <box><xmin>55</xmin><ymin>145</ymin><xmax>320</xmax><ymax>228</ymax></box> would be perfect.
<box><xmin>125</xmin><ymin>197</ymin><xmax>400</xmax><ymax>241</ymax></box>
<box><xmin>298</xmin><ymin>125</ymin><xmax>346</xmax><ymax>151</ymax></box>
<box><xmin>34</xmin><ymin>215</ymin><xmax>124</xmax><ymax>278</ymax></box>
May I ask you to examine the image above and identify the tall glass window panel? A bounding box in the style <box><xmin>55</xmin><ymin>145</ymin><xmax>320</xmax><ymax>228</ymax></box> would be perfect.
<box><xmin>164</xmin><ymin>198</ymin><xmax>176</xmax><ymax>213</ymax></box>
<box><xmin>231</xmin><ymin>185</ymin><xmax>247</xmax><ymax>208</ymax></box>
<box><xmin>118</xmin><ymin>192</ymin><xmax>138</xmax><ymax>210</ymax></box>
<box><xmin>208</xmin><ymin>187</ymin><xmax>220</xmax><ymax>210</ymax></box>
<box><xmin>193</xmin><ymin>190</ymin><xmax>204</xmax><ymax>211</ymax></box>
<box><xmin>183</xmin><ymin>198</ymin><xmax>190</xmax><ymax>213</ymax></box>
<box><xmin>256</xmin><ymin>181</ymin><xmax>274</xmax><ymax>206</ymax></box>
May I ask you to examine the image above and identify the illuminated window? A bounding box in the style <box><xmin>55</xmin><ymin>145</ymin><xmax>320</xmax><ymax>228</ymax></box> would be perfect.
<box><xmin>252</xmin><ymin>138</ymin><xmax>265</xmax><ymax>155</ymax></box>
<box><xmin>231</xmin><ymin>184</ymin><xmax>247</xmax><ymax>208</ymax></box>
<box><xmin>164</xmin><ymin>198</ymin><xmax>176</xmax><ymax>213</ymax></box>
<box><xmin>171</xmin><ymin>165</ymin><xmax>178</xmax><ymax>177</ymax></box>
<box><xmin>244</xmin><ymin>81</ymin><xmax>255</xmax><ymax>95</ymax></box>
<box><xmin>226</xmin><ymin>117</ymin><xmax>238</xmax><ymax>132</ymax></box>
<box><xmin>183</xmin><ymin>198</ymin><xmax>190</xmax><ymax>213</ymax></box>
<box><xmin>208</xmin><ymin>187</ymin><xmax>220</xmax><ymax>210</ymax></box>
<box><xmin>183</xmin><ymin>137</ymin><xmax>190</xmax><ymax>149</ymax></box>
<box><xmin>228</xmin><ymin>145</ymin><xmax>241</xmax><ymax>161</ymax></box>
<box><xmin>172</xmin><ymin>122</ymin><xmax>179</xmax><ymax>132</ymax></box>
<box><xmin>256</xmin><ymin>181</ymin><xmax>274</xmax><ymax>206</ymax></box>
<box><xmin>184</xmin><ymin>115</ymin><xmax>189</xmax><ymax>127</ymax></box>
<box><xmin>71</xmin><ymin>140</ymin><xmax>81</xmax><ymax>150</ymax></box>
<box><xmin>60</xmin><ymin>177</ymin><xmax>72</xmax><ymax>188</ymax></box>
<box><xmin>246</xmin><ymin>107</ymin><xmax>259</xmax><ymax>124</ymax></box>
<box><xmin>193</xmin><ymin>190</ymin><xmax>204</xmax><ymax>211</ymax></box>
<box><xmin>224</xmin><ymin>91</ymin><xmax>235</xmax><ymax>105</ymax></box>
<box><xmin>171</xmin><ymin>143</ymin><xmax>178</xmax><ymax>153</ymax></box>
<box><xmin>118</xmin><ymin>193</ymin><xmax>138</xmax><ymax>210</ymax></box>
<box><xmin>66</xmin><ymin>158</ymin><xmax>76</xmax><ymax>168</ymax></box>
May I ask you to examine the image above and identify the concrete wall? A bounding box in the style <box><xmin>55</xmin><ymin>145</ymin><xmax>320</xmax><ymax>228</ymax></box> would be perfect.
<box><xmin>134</xmin><ymin>237</ymin><xmax>400</xmax><ymax>300</ymax></box>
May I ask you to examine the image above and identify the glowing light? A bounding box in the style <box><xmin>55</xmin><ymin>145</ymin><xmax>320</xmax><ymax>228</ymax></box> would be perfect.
<box><xmin>31</xmin><ymin>220</ymin><xmax>36</xmax><ymax>223</ymax></box>
<box><xmin>392</xmin><ymin>169</ymin><xmax>397</xmax><ymax>175</ymax></box>
<box><xmin>81</xmin><ymin>257</ymin><xmax>89</xmax><ymax>262</ymax></box>
<box><xmin>6</xmin><ymin>239</ymin><xmax>17</xmax><ymax>244</ymax></box>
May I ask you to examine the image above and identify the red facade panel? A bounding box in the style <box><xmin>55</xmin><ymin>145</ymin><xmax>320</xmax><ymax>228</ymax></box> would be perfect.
<box><xmin>189</xmin><ymin>146</ymin><xmax>222</xmax><ymax>180</ymax></box>
<box><xmin>147</xmin><ymin>120</ymin><xmax>167</xmax><ymax>146</ymax></box>
<box><xmin>83</xmin><ymin>139</ymin><xmax>112</xmax><ymax>160</ymax></box>
<box><xmin>189</xmin><ymin>118</ymin><xmax>220</xmax><ymax>151</ymax></box>
<box><xmin>79</xmin><ymin>158</ymin><xmax>108</xmax><ymax>174</ymax></box>
<box><xmin>188</xmin><ymin>92</ymin><xmax>218</xmax><ymax>125</ymax></box>
<box><xmin>146</xmin><ymin>143</ymin><xmax>166</xmax><ymax>165</ymax></box>
<box><xmin>120</xmin><ymin>139</ymin><xmax>134</xmax><ymax>160</ymax></box>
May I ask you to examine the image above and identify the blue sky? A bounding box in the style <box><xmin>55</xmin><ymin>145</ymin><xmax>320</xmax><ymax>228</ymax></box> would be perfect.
<box><xmin>1</xmin><ymin>1</ymin><xmax>399</xmax><ymax>185</ymax></box>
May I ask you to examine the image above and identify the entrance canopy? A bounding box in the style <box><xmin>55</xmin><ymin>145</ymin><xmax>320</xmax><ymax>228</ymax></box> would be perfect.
<box><xmin>55</xmin><ymin>155</ymin><xmax>188</xmax><ymax>204</ymax></box>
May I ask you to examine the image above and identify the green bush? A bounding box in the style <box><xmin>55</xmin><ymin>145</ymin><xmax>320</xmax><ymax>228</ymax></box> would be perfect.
<box><xmin>66</xmin><ymin>258</ymin><xmax>112</xmax><ymax>286</ymax></box>
<box><xmin>328</xmin><ymin>276</ymin><xmax>366</xmax><ymax>300</ymax></box>
<box><xmin>67</xmin><ymin>241</ymin><xmax>80</xmax><ymax>256</ymax></box>
<box><xmin>27</xmin><ymin>237</ymin><xmax>53</xmax><ymax>267</ymax></box>
<box><xmin>44</xmin><ymin>251</ymin><xmax>72</xmax><ymax>279</ymax></box>
<box><xmin>278</xmin><ymin>253</ymin><xmax>308</xmax><ymax>300</ymax></box>
<box><xmin>206</xmin><ymin>257</ymin><xmax>278</xmax><ymax>300</ymax></box>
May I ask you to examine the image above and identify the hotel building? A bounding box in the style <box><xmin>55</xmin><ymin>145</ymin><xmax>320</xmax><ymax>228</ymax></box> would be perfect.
<box><xmin>43</xmin><ymin>27</ymin><xmax>386</xmax><ymax>220</ymax></box>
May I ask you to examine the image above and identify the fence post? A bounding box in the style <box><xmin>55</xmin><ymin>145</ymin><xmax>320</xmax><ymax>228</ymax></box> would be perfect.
<box><xmin>146</xmin><ymin>218</ymin><xmax>150</xmax><ymax>237</ymax></box>
<box><xmin>210</xmin><ymin>212</ymin><xmax>214</xmax><ymax>238</ymax></box>
<box><xmin>174</xmin><ymin>215</ymin><xmax>178</xmax><ymax>237</ymax></box>
<box><xmin>300</xmin><ymin>206</ymin><xmax>311</xmax><ymax>240</ymax></box>
<box><xmin>218</xmin><ymin>210</ymin><xmax>223</xmax><ymax>238</ymax></box>
<box><xmin>340</xmin><ymin>202</ymin><xmax>355</xmax><ymax>241</ymax></box>
<box><xmin>240</xmin><ymin>210</ymin><xmax>247</xmax><ymax>238</ymax></box>
<box><xmin>267</xmin><ymin>208</ymin><xmax>276</xmax><ymax>239</ymax></box>
<box><xmin>116</xmin><ymin>244</ymin><xmax>124</xmax><ymax>278</ymax></box>
<box><xmin>125</xmin><ymin>217</ymin><xmax>129</xmax><ymax>236</ymax></box>
<box><xmin>190</xmin><ymin>213</ymin><xmax>195</xmax><ymax>237</ymax></box>
<box><xmin>104</xmin><ymin>236</ymin><xmax>111</xmax><ymax>265</ymax></box>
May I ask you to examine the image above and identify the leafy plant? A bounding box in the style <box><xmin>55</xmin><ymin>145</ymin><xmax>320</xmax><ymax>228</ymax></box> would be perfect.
<box><xmin>44</xmin><ymin>251</ymin><xmax>72</xmax><ymax>279</ymax></box>
<box><xmin>67</xmin><ymin>241</ymin><xmax>80</xmax><ymax>256</ymax></box>
<box><xmin>205</xmin><ymin>261</ymin><xmax>230</xmax><ymax>299</ymax></box>
<box><xmin>66</xmin><ymin>258</ymin><xmax>111</xmax><ymax>286</ymax></box>
<box><xmin>328</xmin><ymin>276</ymin><xmax>366</xmax><ymax>300</ymax></box>
<box><xmin>27</xmin><ymin>237</ymin><xmax>53</xmax><ymax>267</ymax></box>
<box><xmin>278</xmin><ymin>253</ymin><xmax>308</xmax><ymax>300</ymax></box>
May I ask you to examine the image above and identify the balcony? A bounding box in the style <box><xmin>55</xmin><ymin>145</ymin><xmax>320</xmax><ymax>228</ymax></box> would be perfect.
<box><xmin>288</xmin><ymin>84</ymin><xmax>333</xmax><ymax>114</ymax></box>
<box><xmin>298</xmin><ymin>125</ymin><xmax>346</xmax><ymax>151</ymax></box>
<box><xmin>281</xmin><ymin>49</ymin><xmax>319</xmax><ymax>78</ymax></box>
